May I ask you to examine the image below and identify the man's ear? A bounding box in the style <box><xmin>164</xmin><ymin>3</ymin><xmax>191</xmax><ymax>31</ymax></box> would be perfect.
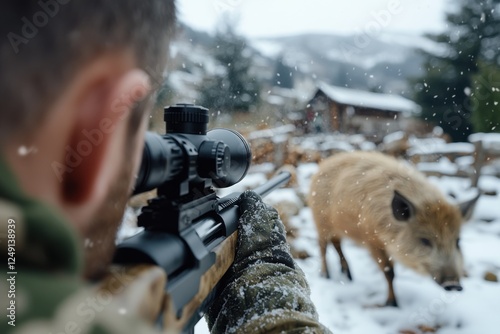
<box><xmin>61</xmin><ymin>58</ymin><xmax>151</xmax><ymax>209</ymax></box>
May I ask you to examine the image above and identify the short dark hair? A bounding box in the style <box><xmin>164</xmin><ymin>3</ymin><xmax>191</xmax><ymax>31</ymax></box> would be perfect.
<box><xmin>0</xmin><ymin>0</ymin><xmax>176</xmax><ymax>143</ymax></box>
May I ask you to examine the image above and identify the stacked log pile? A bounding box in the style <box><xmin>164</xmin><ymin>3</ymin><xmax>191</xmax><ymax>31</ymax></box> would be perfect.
<box><xmin>246</xmin><ymin>126</ymin><xmax>374</xmax><ymax>167</ymax></box>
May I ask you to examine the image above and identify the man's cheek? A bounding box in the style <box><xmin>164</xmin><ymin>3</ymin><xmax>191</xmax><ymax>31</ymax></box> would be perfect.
<box><xmin>83</xmin><ymin>167</ymin><xmax>132</xmax><ymax>280</ymax></box>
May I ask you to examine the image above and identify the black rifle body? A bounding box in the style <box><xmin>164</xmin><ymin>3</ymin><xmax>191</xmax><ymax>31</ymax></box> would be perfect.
<box><xmin>113</xmin><ymin>171</ymin><xmax>291</xmax><ymax>332</ymax></box>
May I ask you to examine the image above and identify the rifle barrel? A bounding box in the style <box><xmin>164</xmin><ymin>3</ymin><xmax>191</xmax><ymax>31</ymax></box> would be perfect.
<box><xmin>253</xmin><ymin>171</ymin><xmax>291</xmax><ymax>198</ymax></box>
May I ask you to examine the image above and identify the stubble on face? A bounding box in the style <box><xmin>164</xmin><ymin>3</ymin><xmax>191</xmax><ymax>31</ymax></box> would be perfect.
<box><xmin>81</xmin><ymin>159</ymin><xmax>135</xmax><ymax>281</ymax></box>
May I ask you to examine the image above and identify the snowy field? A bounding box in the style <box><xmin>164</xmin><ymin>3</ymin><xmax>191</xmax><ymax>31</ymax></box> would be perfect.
<box><xmin>195</xmin><ymin>160</ymin><xmax>500</xmax><ymax>334</ymax></box>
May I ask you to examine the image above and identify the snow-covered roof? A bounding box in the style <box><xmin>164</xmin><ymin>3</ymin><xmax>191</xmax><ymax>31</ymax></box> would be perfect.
<box><xmin>316</xmin><ymin>82</ymin><xmax>421</xmax><ymax>114</ymax></box>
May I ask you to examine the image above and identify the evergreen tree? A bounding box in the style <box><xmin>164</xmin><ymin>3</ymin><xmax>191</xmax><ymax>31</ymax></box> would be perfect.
<box><xmin>471</xmin><ymin>63</ymin><xmax>500</xmax><ymax>132</ymax></box>
<box><xmin>273</xmin><ymin>56</ymin><xmax>294</xmax><ymax>89</ymax></box>
<box><xmin>199</xmin><ymin>24</ymin><xmax>260</xmax><ymax>113</ymax></box>
<box><xmin>413</xmin><ymin>0</ymin><xmax>500</xmax><ymax>141</ymax></box>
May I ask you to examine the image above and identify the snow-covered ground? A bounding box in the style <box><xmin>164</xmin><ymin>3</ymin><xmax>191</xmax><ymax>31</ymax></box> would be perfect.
<box><xmin>196</xmin><ymin>160</ymin><xmax>500</xmax><ymax>334</ymax></box>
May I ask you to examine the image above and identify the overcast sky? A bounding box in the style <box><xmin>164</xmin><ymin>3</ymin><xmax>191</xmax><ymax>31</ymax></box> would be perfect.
<box><xmin>177</xmin><ymin>0</ymin><xmax>451</xmax><ymax>38</ymax></box>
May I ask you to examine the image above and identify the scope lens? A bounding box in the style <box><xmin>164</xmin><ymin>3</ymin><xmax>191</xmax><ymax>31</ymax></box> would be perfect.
<box><xmin>207</xmin><ymin>128</ymin><xmax>252</xmax><ymax>188</ymax></box>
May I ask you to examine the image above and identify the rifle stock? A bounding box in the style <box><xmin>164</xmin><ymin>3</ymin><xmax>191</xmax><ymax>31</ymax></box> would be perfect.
<box><xmin>114</xmin><ymin>171</ymin><xmax>291</xmax><ymax>333</ymax></box>
<box><xmin>162</xmin><ymin>232</ymin><xmax>238</xmax><ymax>333</ymax></box>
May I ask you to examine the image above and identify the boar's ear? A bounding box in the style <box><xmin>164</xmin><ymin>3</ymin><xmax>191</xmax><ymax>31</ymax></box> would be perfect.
<box><xmin>459</xmin><ymin>191</ymin><xmax>481</xmax><ymax>221</ymax></box>
<box><xmin>392</xmin><ymin>191</ymin><xmax>415</xmax><ymax>221</ymax></box>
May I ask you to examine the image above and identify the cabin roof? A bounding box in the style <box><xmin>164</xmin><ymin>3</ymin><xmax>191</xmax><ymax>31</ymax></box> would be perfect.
<box><xmin>316</xmin><ymin>82</ymin><xmax>421</xmax><ymax>115</ymax></box>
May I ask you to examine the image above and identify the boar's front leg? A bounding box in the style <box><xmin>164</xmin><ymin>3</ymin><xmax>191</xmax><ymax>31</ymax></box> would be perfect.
<box><xmin>319</xmin><ymin>234</ymin><xmax>331</xmax><ymax>279</ymax></box>
<box><xmin>368</xmin><ymin>246</ymin><xmax>398</xmax><ymax>307</ymax></box>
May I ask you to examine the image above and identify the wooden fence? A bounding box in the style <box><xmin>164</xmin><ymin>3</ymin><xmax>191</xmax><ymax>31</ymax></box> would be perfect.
<box><xmin>245</xmin><ymin>127</ymin><xmax>500</xmax><ymax>185</ymax></box>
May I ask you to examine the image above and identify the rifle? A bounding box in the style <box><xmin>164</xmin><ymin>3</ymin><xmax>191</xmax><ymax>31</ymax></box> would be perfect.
<box><xmin>113</xmin><ymin>104</ymin><xmax>291</xmax><ymax>333</ymax></box>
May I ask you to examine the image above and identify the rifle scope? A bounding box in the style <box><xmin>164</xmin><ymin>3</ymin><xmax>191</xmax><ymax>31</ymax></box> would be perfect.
<box><xmin>133</xmin><ymin>104</ymin><xmax>251</xmax><ymax>195</ymax></box>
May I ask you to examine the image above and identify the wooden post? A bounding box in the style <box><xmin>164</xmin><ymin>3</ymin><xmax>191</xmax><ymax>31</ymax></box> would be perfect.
<box><xmin>471</xmin><ymin>140</ymin><xmax>484</xmax><ymax>188</ymax></box>
<box><xmin>274</xmin><ymin>139</ymin><xmax>287</xmax><ymax>167</ymax></box>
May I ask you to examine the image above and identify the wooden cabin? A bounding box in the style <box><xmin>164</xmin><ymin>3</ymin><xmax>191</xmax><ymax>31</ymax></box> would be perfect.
<box><xmin>306</xmin><ymin>82</ymin><xmax>420</xmax><ymax>140</ymax></box>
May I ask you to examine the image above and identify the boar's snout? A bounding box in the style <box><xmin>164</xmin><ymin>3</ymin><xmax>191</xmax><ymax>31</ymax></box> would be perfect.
<box><xmin>433</xmin><ymin>261</ymin><xmax>463</xmax><ymax>291</ymax></box>
<box><xmin>440</xmin><ymin>280</ymin><xmax>463</xmax><ymax>291</ymax></box>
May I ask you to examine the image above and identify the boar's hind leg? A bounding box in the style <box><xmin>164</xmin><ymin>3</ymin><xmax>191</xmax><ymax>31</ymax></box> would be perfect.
<box><xmin>369</xmin><ymin>247</ymin><xmax>398</xmax><ymax>307</ymax></box>
<box><xmin>332</xmin><ymin>237</ymin><xmax>352</xmax><ymax>281</ymax></box>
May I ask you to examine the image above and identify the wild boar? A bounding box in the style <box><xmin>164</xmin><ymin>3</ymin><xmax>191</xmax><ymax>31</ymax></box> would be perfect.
<box><xmin>308</xmin><ymin>151</ymin><xmax>478</xmax><ymax>307</ymax></box>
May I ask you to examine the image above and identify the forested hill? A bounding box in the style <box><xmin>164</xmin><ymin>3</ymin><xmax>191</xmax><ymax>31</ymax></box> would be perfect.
<box><xmin>175</xmin><ymin>22</ymin><xmax>436</xmax><ymax>96</ymax></box>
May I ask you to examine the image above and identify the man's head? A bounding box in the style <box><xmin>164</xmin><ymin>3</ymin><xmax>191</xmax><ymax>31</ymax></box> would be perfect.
<box><xmin>0</xmin><ymin>0</ymin><xmax>176</xmax><ymax>279</ymax></box>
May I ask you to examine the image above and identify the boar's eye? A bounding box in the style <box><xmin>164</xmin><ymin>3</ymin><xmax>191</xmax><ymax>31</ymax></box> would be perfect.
<box><xmin>456</xmin><ymin>238</ymin><xmax>460</xmax><ymax>249</ymax></box>
<box><xmin>392</xmin><ymin>191</ymin><xmax>414</xmax><ymax>221</ymax></box>
<box><xmin>420</xmin><ymin>238</ymin><xmax>432</xmax><ymax>247</ymax></box>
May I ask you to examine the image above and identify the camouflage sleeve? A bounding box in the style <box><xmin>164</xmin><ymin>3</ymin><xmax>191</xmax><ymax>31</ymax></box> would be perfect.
<box><xmin>206</xmin><ymin>191</ymin><xmax>332</xmax><ymax>334</ymax></box>
<box><xmin>0</xmin><ymin>194</ymin><xmax>163</xmax><ymax>334</ymax></box>
<box><xmin>3</xmin><ymin>265</ymin><xmax>164</xmax><ymax>334</ymax></box>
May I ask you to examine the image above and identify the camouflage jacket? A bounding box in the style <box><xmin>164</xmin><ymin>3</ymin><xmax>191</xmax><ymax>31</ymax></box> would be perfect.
<box><xmin>0</xmin><ymin>156</ymin><xmax>331</xmax><ymax>334</ymax></box>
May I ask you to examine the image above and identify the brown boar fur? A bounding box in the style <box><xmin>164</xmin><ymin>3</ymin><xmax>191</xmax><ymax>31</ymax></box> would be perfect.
<box><xmin>309</xmin><ymin>151</ymin><xmax>465</xmax><ymax>306</ymax></box>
